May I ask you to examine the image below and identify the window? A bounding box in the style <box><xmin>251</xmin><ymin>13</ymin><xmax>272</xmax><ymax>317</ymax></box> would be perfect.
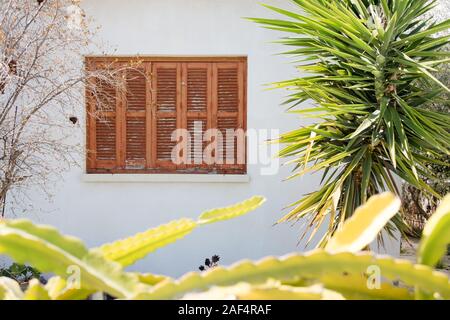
<box><xmin>86</xmin><ymin>57</ymin><xmax>247</xmax><ymax>174</ymax></box>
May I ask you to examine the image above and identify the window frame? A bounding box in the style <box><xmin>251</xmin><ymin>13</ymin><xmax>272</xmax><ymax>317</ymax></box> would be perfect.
<box><xmin>85</xmin><ymin>56</ymin><xmax>247</xmax><ymax>175</ymax></box>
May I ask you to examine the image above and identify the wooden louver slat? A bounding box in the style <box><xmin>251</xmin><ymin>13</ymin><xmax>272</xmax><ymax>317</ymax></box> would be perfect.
<box><xmin>124</xmin><ymin>66</ymin><xmax>148</xmax><ymax>167</ymax></box>
<box><xmin>153</xmin><ymin>62</ymin><xmax>181</xmax><ymax>166</ymax></box>
<box><xmin>187</xmin><ymin>67</ymin><xmax>208</xmax><ymax>113</ymax></box>
<box><xmin>217</xmin><ymin>117</ymin><xmax>238</xmax><ymax>163</ymax></box>
<box><xmin>217</xmin><ymin>67</ymin><xmax>239</xmax><ymax>113</ymax></box>
<box><xmin>187</xmin><ymin>118</ymin><xmax>207</xmax><ymax>164</ymax></box>
<box><xmin>156</xmin><ymin>67</ymin><xmax>178</xmax><ymax>113</ymax></box>
<box><xmin>89</xmin><ymin>74</ymin><xmax>118</xmax><ymax>170</ymax></box>
<box><xmin>183</xmin><ymin>63</ymin><xmax>211</xmax><ymax>167</ymax></box>
<box><xmin>214</xmin><ymin>62</ymin><xmax>245</xmax><ymax>169</ymax></box>
<box><xmin>95</xmin><ymin>117</ymin><xmax>116</xmax><ymax>160</ymax></box>
<box><xmin>126</xmin><ymin>117</ymin><xmax>146</xmax><ymax>161</ymax></box>
<box><xmin>126</xmin><ymin>69</ymin><xmax>146</xmax><ymax>112</ymax></box>
<box><xmin>156</xmin><ymin>117</ymin><xmax>177</xmax><ymax>160</ymax></box>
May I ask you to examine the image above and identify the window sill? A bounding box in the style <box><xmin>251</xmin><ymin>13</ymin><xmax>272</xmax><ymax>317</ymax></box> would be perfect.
<box><xmin>81</xmin><ymin>173</ymin><xmax>250</xmax><ymax>183</ymax></box>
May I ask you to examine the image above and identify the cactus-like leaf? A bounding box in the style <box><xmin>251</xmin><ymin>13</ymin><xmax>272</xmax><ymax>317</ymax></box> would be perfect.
<box><xmin>419</xmin><ymin>194</ymin><xmax>450</xmax><ymax>267</ymax></box>
<box><xmin>135</xmin><ymin>251</ymin><xmax>450</xmax><ymax>300</ymax></box>
<box><xmin>0</xmin><ymin>197</ymin><xmax>267</xmax><ymax>299</ymax></box>
<box><xmin>24</xmin><ymin>279</ymin><xmax>50</xmax><ymax>300</ymax></box>
<box><xmin>197</xmin><ymin>196</ymin><xmax>265</xmax><ymax>225</ymax></box>
<box><xmin>1</xmin><ymin>194</ymin><xmax>448</xmax><ymax>300</ymax></box>
<box><xmin>44</xmin><ymin>277</ymin><xmax>70</xmax><ymax>300</ymax></box>
<box><xmin>287</xmin><ymin>273</ymin><xmax>413</xmax><ymax>300</ymax></box>
<box><xmin>181</xmin><ymin>282</ymin><xmax>344</xmax><ymax>300</ymax></box>
<box><xmin>95</xmin><ymin>219</ymin><xmax>197</xmax><ymax>267</ymax></box>
<box><xmin>326</xmin><ymin>193</ymin><xmax>401</xmax><ymax>253</ymax></box>
<box><xmin>0</xmin><ymin>277</ymin><xmax>23</xmax><ymax>300</ymax></box>
<box><xmin>96</xmin><ymin>196</ymin><xmax>266</xmax><ymax>267</ymax></box>
<box><xmin>137</xmin><ymin>273</ymin><xmax>170</xmax><ymax>286</ymax></box>
<box><xmin>44</xmin><ymin>276</ymin><xmax>95</xmax><ymax>300</ymax></box>
<box><xmin>0</xmin><ymin>219</ymin><xmax>142</xmax><ymax>298</ymax></box>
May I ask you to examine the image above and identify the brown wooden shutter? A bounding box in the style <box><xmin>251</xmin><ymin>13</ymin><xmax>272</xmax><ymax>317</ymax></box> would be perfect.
<box><xmin>123</xmin><ymin>64</ymin><xmax>150</xmax><ymax>169</ymax></box>
<box><xmin>87</xmin><ymin>57</ymin><xmax>246</xmax><ymax>174</ymax></box>
<box><xmin>213</xmin><ymin>62</ymin><xmax>246</xmax><ymax>172</ymax></box>
<box><xmin>182</xmin><ymin>62</ymin><xmax>212</xmax><ymax>168</ymax></box>
<box><xmin>152</xmin><ymin>62</ymin><xmax>181</xmax><ymax>169</ymax></box>
<box><xmin>87</xmin><ymin>68</ymin><xmax>120</xmax><ymax>172</ymax></box>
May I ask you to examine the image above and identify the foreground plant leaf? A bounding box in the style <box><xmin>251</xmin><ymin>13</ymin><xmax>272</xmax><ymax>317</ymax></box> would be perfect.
<box><xmin>23</xmin><ymin>279</ymin><xmax>50</xmax><ymax>300</ymax></box>
<box><xmin>137</xmin><ymin>273</ymin><xmax>170</xmax><ymax>286</ymax></box>
<box><xmin>0</xmin><ymin>277</ymin><xmax>24</xmax><ymax>300</ymax></box>
<box><xmin>197</xmin><ymin>196</ymin><xmax>266</xmax><ymax>224</ymax></box>
<box><xmin>44</xmin><ymin>276</ymin><xmax>95</xmax><ymax>300</ymax></box>
<box><xmin>136</xmin><ymin>251</ymin><xmax>450</xmax><ymax>300</ymax></box>
<box><xmin>181</xmin><ymin>282</ymin><xmax>344</xmax><ymax>300</ymax></box>
<box><xmin>0</xmin><ymin>193</ymin><xmax>449</xmax><ymax>300</ymax></box>
<box><xmin>299</xmin><ymin>273</ymin><xmax>413</xmax><ymax>300</ymax></box>
<box><xmin>326</xmin><ymin>192</ymin><xmax>401</xmax><ymax>253</ymax></box>
<box><xmin>0</xmin><ymin>220</ymin><xmax>142</xmax><ymax>298</ymax></box>
<box><xmin>96</xmin><ymin>196</ymin><xmax>265</xmax><ymax>267</ymax></box>
<box><xmin>419</xmin><ymin>194</ymin><xmax>450</xmax><ymax>267</ymax></box>
<box><xmin>95</xmin><ymin>219</ymin><xmax>197</xmax><ymax>267</ymax></box>
<box><xmin>0</xmin><ymin>197</ymin><xmax>266</xmax><ymax>299</ymax></box>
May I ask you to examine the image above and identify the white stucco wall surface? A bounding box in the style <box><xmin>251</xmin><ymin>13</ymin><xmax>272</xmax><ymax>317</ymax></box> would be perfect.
<box><xmin>13</xmin><ymin>0</ymin><xmax>399</xmax><ymax>277</ymax></box>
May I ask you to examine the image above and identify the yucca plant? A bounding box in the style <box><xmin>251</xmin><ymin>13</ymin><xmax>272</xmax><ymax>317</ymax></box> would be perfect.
<box><xmin>250</xmin><ymin>0</ymin><xmax>450</xmax><ymax>245</ymax></box>
<box><xmin>0</xmin><ymin>193</ymin><xmax>449</xmax><ymax>300</ymax></box>
<box><xmin>401</xmin><ymin>59</ymin><xmax>450</xmax><ymax>235</ymax></box>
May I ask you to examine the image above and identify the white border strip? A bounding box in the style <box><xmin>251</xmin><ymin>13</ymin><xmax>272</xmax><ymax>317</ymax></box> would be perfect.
<box><xmin>81</xmin><ymin>174</ymin><xmax>250</xmax><ymax>183</ymax></box>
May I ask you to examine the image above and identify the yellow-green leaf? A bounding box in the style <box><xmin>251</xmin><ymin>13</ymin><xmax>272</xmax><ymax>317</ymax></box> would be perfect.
<box><xmin>44</xmin><ymin>276</ymin><xmax>93</xmax><ymax>300</ymax></box>
<box><xmin>95</xmin><ymin>219</ymin><xmax>197</xmax><ymax>267</ymax></box>
<box><xmin>182</xmin><ymin>282</ymin><xmax>344</xmax><ymax>300</ymax></box>
<box><xmin>197</xmin><ymin>196</ymin><xmax>266</xmax><ymax>225</ymax></box>
<box><xmin>24</xmin><ymin>279</ymin><xmax>50</xmax><ymax>300</ymax></box>
<box><xmin>135</xmin><ymin>251</ymin><xmax>450</xmax><ymax>300</ymax></box>
<box><xmin>96</xmin><ymin>197</ymin><xmax>266</xmax><ymax>268</ymax></box>
<box><xmin>0</xmin><ymin>277</ymin><xmax>23</xmax><ymax>300</ymax></box>
<box><xmin>286</xmin><ymin>273</ymin><xmax>413</xmax><ymax>300</ymax></box>
<box><xmin>138</xmin><ymin>273</ymin><xmax>170</xmax><ymax>286</ymax></box>
<box><xmin>419</xmin><ymin>194</ymin><xmax>450</xmax><ymax>267</ymax></box>
<box><xmin>0</xmin><ymin>219</ymin><xmax>141</xmax><ymax>299</ymax></box>
<box><xmin>326</xmin><ymin>193</ymin><xmax>401</xmax><ymax>253</ymax></box>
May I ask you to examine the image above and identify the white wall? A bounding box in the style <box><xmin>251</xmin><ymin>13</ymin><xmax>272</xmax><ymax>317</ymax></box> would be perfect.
<box><xmin>14</xmin><ymin>0</ymin><xmax>398</xmax><ymax>277</ymax></box>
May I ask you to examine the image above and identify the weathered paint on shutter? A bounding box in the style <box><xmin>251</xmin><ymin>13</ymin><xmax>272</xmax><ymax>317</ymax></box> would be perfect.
<box><xmin>123</xmin><ymin>64</ymin><xmax>150</xmax><ymax>169</ymax></box>
<box><xmin>182</xmin><ymin>63</ymin><xmax>212</xmax><ymax>169</ymax></box>
<box><xmin>86</xmin><ymin>66</ymin><xmax>120</xmax><ymax>172</ymax></box>
<box><xmin>213</xmin><ymin>62</ymin><xmax>246</xmax><ymax>172</ymax></box>
<box><xmin>152</xmin><ymin>62</ymin><xmax>181</xmax><ymax>169</ymax></box>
